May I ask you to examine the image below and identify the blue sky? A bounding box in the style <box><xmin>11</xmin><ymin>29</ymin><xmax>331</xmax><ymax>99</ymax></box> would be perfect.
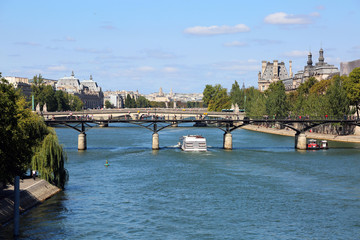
<box><xmin>1</xmin><ymin>0</ymin><xmax>359</xmax><ymax>94</ymax></box>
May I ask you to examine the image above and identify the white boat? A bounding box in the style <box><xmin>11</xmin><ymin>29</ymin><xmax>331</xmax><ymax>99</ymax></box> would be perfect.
<box><xmin>180</xmin><ymin>135</ymin><xmax>207</xmax><ymax>152</ymax></box>
<box><xmin>320</xmin><ymin>140</ymin><xmax>329</xmax><ymax>149</ymax></box>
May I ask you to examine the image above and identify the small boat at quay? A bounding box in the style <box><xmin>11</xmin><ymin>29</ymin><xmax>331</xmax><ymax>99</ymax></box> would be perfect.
<box><xmin>180</xmin><ymin>135</ymin><xmax>207</xmax><ymax>152</ymax></box>
<box><xmin>307</xmin><ymin>139</ymin><xmax>329</xmax><ymax>150</ymax></box>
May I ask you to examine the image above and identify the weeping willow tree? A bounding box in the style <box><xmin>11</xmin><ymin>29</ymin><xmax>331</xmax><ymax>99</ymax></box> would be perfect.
<box><xmin>32</xmin><ymin>128</ymin><xmax>69</xmax><ymax>189</ymax></box>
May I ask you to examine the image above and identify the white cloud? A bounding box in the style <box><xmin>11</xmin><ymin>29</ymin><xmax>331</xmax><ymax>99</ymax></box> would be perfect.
<box><xmin>137</xmin><ymin>66</ymin><xmax>155</xmax><ymax>72</ymax></box>
<box><xmin>184</xmin><ymin>24</ymin><xmax>250</xmax><ymax>36</ymax></box>
<box><xmin>48</xmin><ymin>65</ymin><xmax>67</xmax><ymax>71</ymax></box>
<box><xmin>163</xmin><ymin>67</ymin><xmax>178</xmax><ymax>73</ymax></box>
<box><xmin>284</xmin><ymin>50</ymin><xmax>308</xmax><ymax>57</ymax></box>
<box><xmin>264</xmin><ymin>12</ymin><xmax>319</xmax><ymax>25</ymax></box>
<box><xmin>223</xmin><ymin>41</ymin><xmax>247</xmax><ymax>47</ymax></box>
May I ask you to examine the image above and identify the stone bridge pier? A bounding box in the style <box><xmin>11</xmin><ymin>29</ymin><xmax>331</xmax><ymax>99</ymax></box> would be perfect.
<box><xmin>78</xmin><ymin>132</ymin><xmax>87</xmax><ymax>150</ymax></box>
<box><xmin>152</xmin><ymin>133</ymin><xmax>159</xmax><ymax>150</ymax></box>
<box><xmin>295</xmin><ymin>132</ymin><xmax>307</xmax><ymax>150</ymax></box>
<box><xmin>223</xmin><ymin>132</ymin><xmax>232</xmax><ymax>150</ymax></box>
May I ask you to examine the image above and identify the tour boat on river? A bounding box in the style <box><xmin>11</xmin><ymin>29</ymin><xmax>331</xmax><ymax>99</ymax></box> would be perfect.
<box><xmin>307</xmin><ymin>139</ymin><xmax>329</xmax><ymax>150</ymax></box>
<box><xmin>180</xmin><ymin>135</ymin><xmax>207</xmax><ymax>152</ymax></box>
<box><xmin>307</xmin><ymin>139</ymin><xmax>320</xmax><ymax>149</ymax></box>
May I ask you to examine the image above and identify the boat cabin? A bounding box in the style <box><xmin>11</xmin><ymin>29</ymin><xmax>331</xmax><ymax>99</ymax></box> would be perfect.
<box><xmin>180</xmin><ymin>135</ymin><xmax>207</xmax><ymax>152</ymax></box>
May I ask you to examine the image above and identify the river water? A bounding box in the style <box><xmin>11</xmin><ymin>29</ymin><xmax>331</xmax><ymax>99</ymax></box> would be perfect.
<box><xmin>1</xmin><ymin>124</ymin><xmax>360</xmax><ymax>239</ymax></box>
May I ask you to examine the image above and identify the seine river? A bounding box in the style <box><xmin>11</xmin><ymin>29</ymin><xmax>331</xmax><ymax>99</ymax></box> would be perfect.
<box><xmin>2</xmin><ymin>124</ymin><xmax>360</xmax><ymax>239</ymax></box>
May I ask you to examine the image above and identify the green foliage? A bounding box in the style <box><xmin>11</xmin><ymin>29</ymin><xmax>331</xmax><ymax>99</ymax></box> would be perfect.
<box><xmin>186</xmin><ymin>101</ymin><xmax>203</xmax><ymax>108</ymax></box>
<box><xmin>105</xmin><ymin>100</ymin><xmax>114</xmax><ymax>109</ymax></box>
<box><xmin>309</xmin><ymin>78</ymin><xmax>331</xmax><ymax>95</ymax></box>
<box><xmin>325</xmin><ymin>75</ymin><xmax>350</xmax><ymax>117</ymax></box>
<box><xmin>343</xmin><ymin>67</ymin><xmax>360</xmax><ymax>118</ymax></box>
<box><xmin>67</xmin><ymin>94</ymin><xmax>83</xmax><ymax>111</ymax></box>
<box><xmin>297</xmin><ymin>77</ymin><xmax>317</xmax><ymax>95</ymax></box>
<box><xmin>202</xmin><ymin>85</ymin><xmax>215</xmax><ymax>106</ymax></box>
<box><xmin>230</xmin><ymin>80</ymin><xmax>245</xmax><ymax>109</ymax></box>
<box><xmin>32</xmin><ymin>129</ymin><xmax>68</xmax><ymax>189</ymax></box>
<box><xmin>264</xmin><ymin>81</ymin><xmax>288</xmax><ymax>118</ymax></box>
<box><xmin>245</xmin><ymin>89</ymin><xmax>266</xmax><ymax>118</ymax></box>
<box><xmin>31</xmin><ymin>74</ymin><xmax>83</xmax><ymax>111</ymax></box>
<box><xmin>1</xmin><ymin>74</ymin><xmax>68</xmax><ymax>188</ymax></box>
<box><xmin>291</xmin><ymin>77</ymin><xmax>325</xmax><ymax>116</ymax></box>
<box><xmin>207</xmin><ymin>84</ymin><xmax>231</xmax><ymax>112</ymax></box>
<box><xmin>136</xmin><ymin>96</ymin><xmax>150</xmax><ymax>108</ymax></box>
<box><xmin>1</xmin><ymin>77</ymin><xmax>34</xmax><ymax>184</ymax></box>
<box><xmin>149</xmin><ymin>101</ymin><xmax>166</xmax><ymax>108</ymax></box>
<box><xmin>125</xmin><ymin>94</ymin><xmax>136</xmax><ymax>108</ymax></box>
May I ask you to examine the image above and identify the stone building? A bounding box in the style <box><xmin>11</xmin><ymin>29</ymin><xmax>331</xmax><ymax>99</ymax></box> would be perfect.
<box><xmin>56</xmin><ymin>71</ymin><xmax>104</xmax><ymax>109</ymax></box>
<box><xmin>290</xmin><ymin>49</ymin><xmax>339</xmax><ymax>90</ymax></box>
<box><xmin>3</xmin><ymin>76</ymin><xmax>32</xmax><ymax>98</ymax></box>
<box><xmin>340</xmin><ymin>59</ymin><xmax>360</xmax><ymax>76</ymax></box>
<box><xmin>258</xmin><ymin>60</ymin><xmax>292</xmax><ymax>92</ymax></box>
<box><xmin>103</xmin><ymin>92</ymin><xmax>124</xmax><ymax>108</ymax></box>
<box><xmin>258</xmin><ymin>48</ymin><xmax>340</xmax><ymax>92</ymax></box>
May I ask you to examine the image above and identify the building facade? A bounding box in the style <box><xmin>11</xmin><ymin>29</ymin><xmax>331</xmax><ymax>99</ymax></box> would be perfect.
<box><xmin>56</xmin><ymin>71</ymin><xmax>104</xmax><ymax>109</ymax></box>
<box><xmin>258</xmin><ymin>60</ymin><xmax>292</xmax><ymax>92</ymax></box>
<box><xmin>340</xmin><ymin>59</ymin><xmax>360</xmax><ymax>76</ymax></box>
<box><xmin>3</xmin><ymin>76</ymin><xmax>32</xmax><ymax>98</ymax></box>
<box><xmin>291</xmin><ymin>49</ymin><xmax>339</xmax><ymax>90</ymax></box>
<box><xmin>258</xmin><ymin>48</ymin><xmax>340</xmax><ymax>92</ymax></box>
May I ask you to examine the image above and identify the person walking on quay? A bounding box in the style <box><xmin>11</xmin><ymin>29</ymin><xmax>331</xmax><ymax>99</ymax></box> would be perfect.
<box><xmin>32</xmin><ymin>170</ymin><xmax>37</xmax><ymax>180</ymax></box>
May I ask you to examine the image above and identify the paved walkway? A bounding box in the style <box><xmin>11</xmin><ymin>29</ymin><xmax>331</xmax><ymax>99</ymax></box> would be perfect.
<box><xmin>241</xmin><ymin>125</ymin><xmax>360</xmax><ymax>143</ymax></box>
<box><xmin>0</xmin><ymin>177</ymin><xmax>60</xmax><ymax>226</ymax></box>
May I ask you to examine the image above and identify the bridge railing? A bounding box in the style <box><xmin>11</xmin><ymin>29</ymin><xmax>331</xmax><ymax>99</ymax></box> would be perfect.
<box><xmin>247</xmin><ymin>115</ymin><xmax>359</xmax><ymax>121</ymax></box>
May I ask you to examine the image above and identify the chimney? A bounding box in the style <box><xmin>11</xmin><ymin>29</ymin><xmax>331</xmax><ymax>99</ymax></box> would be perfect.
<box><xmin>273</xmin><ymin>60</ymin><xmax>279</xmax><ymax>78</ymax></box>
<box><xmin>289</xmin><ymin>60</ymin><xmax>293</xmax><ymax>77</ymax></box>
<box><xmin>261</xmin><ymin>61</ymin><xmax>267</xmax><ymax>75</ymax></box>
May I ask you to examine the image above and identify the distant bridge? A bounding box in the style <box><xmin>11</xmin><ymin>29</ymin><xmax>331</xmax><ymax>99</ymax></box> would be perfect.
<box><xmin>44</xmin><ymin>112</ymin><xmax>360</xmax><ymax>151</ymax></box>
<box><xmin>42</xmin><ymin>108</ymin><xmax>242</xmax><ymax>121</ymax></box>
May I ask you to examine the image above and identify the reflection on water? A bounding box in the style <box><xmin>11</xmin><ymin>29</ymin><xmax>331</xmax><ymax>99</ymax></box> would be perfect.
<box><xmin>1</xmin><ymin>127</ymin><xmax>360</xmax><ymax>239</ymax></box>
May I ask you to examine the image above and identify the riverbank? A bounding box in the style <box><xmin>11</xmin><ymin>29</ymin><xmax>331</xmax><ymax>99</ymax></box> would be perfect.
<box><xmin>241</xmin><ymin>125</ymin><xmax>360</xmax><ymax>143</ymax></box>
<box><xmin>0</xmin><ymin>178</ymin><xmax>61</xmax><ymax>226</ymax></box>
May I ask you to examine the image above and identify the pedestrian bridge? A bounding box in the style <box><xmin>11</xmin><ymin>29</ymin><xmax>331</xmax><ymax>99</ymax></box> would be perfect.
<box><xmin>44</xmin><ymin>113</ymin><xmax>360</xmax><ymax>151</ymax></box>
<box><xmin>42</xmin><ymin>108</ymin><xmax>242</xmax><ymax>121</ymax></box>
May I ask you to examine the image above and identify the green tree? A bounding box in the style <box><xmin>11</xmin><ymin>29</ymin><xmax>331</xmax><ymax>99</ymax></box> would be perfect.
<box><xmin>325</xmin><ymin>75</ymin><xmax>350</xmax><ymax>118</ymax></box>
<box><xmin>207</xmin><ymin>84</ymin><xmax>231</xmax><ymax>112</ymax></box>
<box><xmin>149</xmin><ymin>101</ymin><xmax>166</xmax><ymax>108</ymax></box>
<box><xmin>291</xmin><ymin>77</ymin><xmax>318</xmax><ymax>116</ymax></box>
<box><xmin>32</xmin><ymin>129</ymin><xmax>68</xmax><ymax>189</ymax></box>
<box><xmin>31</xmin><ymin>74</ymin><xmax>46</xmax><ymax>109</ymax></box>
<box><xmin>202</xmin><ymin>85</ymin><xmax>215</xmax><ymax>107</ymax></box>
<box><xmin>265</xmin><ymin>81</ymin><xmax>288</xmax><ymax>118</ymax></box>
<box><xmin>136</xmin><ymin>96</ymin><xmax>150</xmax><ymax>108</ymax></box>
<box><xmin>42</xmin><ymin>85</ymin><xmax>57</xmax><ymax>111</ymax></box>
<box><xmin>105</xmin><ymin>100</ymin><xmax>114</xmax><ymax>109</ymax></box>
<box><xmin>230</xmin><ymin>80</ymin><xmax>245</xmax><ymax>109</ymax></box>
<box><xmin>246</xmin><ymin>93</ymin><xmax>266</xmax><ymax>118</ymax></box>
<box><xmin>125</xmin><ymin>94</ymin><xmax>136</xmax><ymax>108</ymax></box>
<box><xmin>67</xmin><ymin>94</ymin><xmax>83</xmax><ymax>111</ymax></box>
<box><xmin>343</xmin><ymin>67</ymin><xmax>360</xmax><ymax>118</ymax></box>
<box><xmin>55</xmin><ymin>90</ymin><xmax>69</xmax><ymax>111</ymax></box>
<box><xmin>0</xmin><ymin>75</ymin><xmax>68</xmax><ymax>188</ymax></box>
